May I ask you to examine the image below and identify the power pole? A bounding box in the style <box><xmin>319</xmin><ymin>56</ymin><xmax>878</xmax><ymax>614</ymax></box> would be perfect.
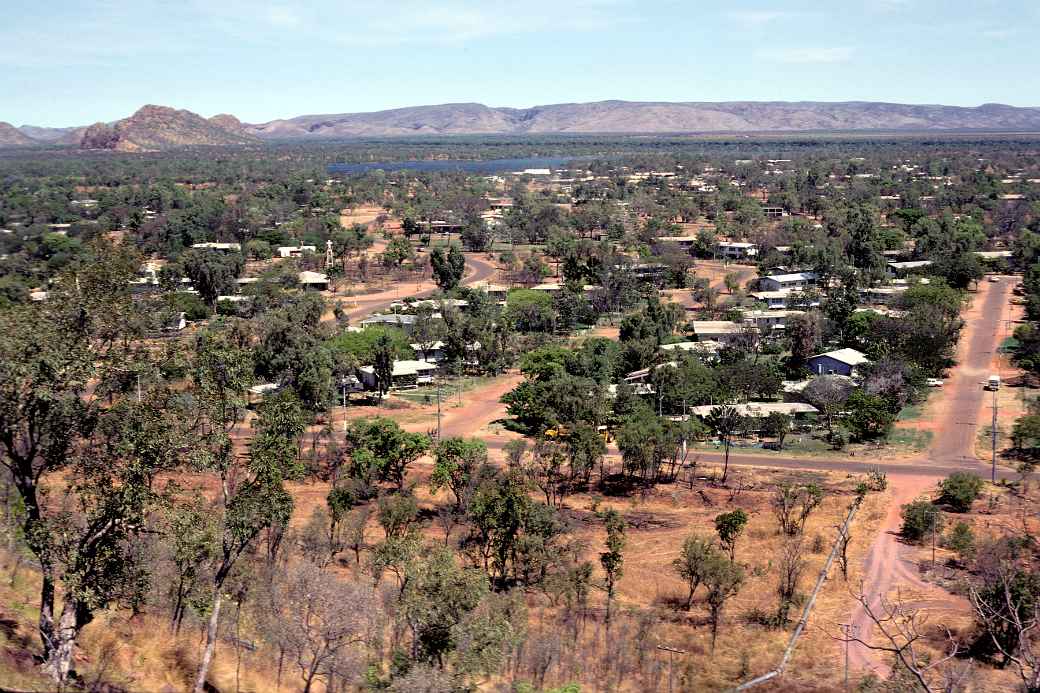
<box><xmin>436</xmin><ymin>380</ymin><xmax>442</xmax><ymax>440</ymax></box>
<box><xmin>656</xmin><ymin>644</ymin><xmax>685</xmax><ymax>693</ymax></box>
<box><xmin>839</xmin><ymin>623</ymin><xmax>854</xmax><ymax>691</ymax></box>
<box><xmin>991</xmin><ymin>383</ymin><xmax>998</xmax><ymax>484</ymax></box>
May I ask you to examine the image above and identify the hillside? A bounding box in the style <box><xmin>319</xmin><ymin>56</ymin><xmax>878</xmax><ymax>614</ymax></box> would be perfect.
<box><xmin>79</xmin><ymin>105</ymin><xmax>259</xmax><ymax>151</ymax></box>
<box><xmin>12</xmin><ymin>100</ymin><xmax>1040</xmax><ymax>148</ymax></box>
<box><xmin>244</xmin><ymin>100</ymin><xmax>1040</xmax><ymax>139</ymax></box>
<box><xmin>0</xmin><ymin>122</ymin><xmax>38</xmax><ymax>147</ymax></box>
<box><xmin>17</xmin><ymin>124</ymin><xmax>86</xmax><ymax>145</ymax></box>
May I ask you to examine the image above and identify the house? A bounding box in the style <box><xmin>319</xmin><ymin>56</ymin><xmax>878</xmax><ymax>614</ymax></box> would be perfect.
<box><xmin>887</xmin><ymin>260</ymin><xmax>932</xmax><ymax>277</ymax></box>
<box><xmin>740</xmin><ymin>309</ymin><xmax>804</xmax><ymax>333</ymax></box>
<box><xmin>247</xmin><ymin>383</ymin><xmax>281</xmax><ymax>406</ymax></box>
<box><xmin>686</xmin><ymin>402</ymin><xmax>818</xmax><ymax>422</ymax></box>
<box><xmin>297</xmin><ymin>271</ymin><xmax>329</xmax><ymax>291</ymax></box>
<box><xmin>391</xmin><ymin>298</ymin><xmax>468</xmax><ymax>312</ymax></box>
<box><xmin>859</xmin><ymin>286</ymin><xmax>908</xmax><ymax>305</ymax></box>
<box><xmin>758</xmin><ymin>272</ymin><xmax>817</xmax><ymax>292</ymax></box>
<box><xmin>624</xmin><ymin>361</ymin><xmax>679</xmax><ymax>384</ymax></box>
<box><xmin>357</xmin><ymin>360</ymin><xmax>438</xmax><ymax>391</ymax></box>
<box><xmin>192</xmin><ymin>242</ymin><xmax>241</xmax><ymax>252</ymax></box>
<box><xmin>277</xmin><ymin>245</ymin><xmax>316</xmax><ymax>258</ymax></box>
<box><xmin>716</xmin><ymin>241</ymin><xmax>759</xmax><ymax>260</ymax></box>
<box><xmin>749</xmin><ymin>290</ymin><xmax>820</xmax><ymax>310</ymax></box>
<box><xmin>660</xmin><ymin>340</ymin><xmax>722</xmax><ymax>359</ymax></box>
<box><xmin>359</xmin><ymin>313</ymin><xmax>418</xmax><ymax>332</ymax></box>
<box><xmin>656</xmin><ymin>236</ymin><xmax>698</xmax><ymax>251</ymax></box>
<box><xmin>763</xmin><ymin>206</ymin><xmax>788</xmax><ymax>219</ymax></box>
<box><xmin>469</xmin><ymin>281</ymin><xmax>509</xmax><ymax>300</ymax></box>
<box><xmin>689</xmin><ymin>321</ymin><xmax>746</xmax><ymax>344</ymax></box>
<box><xmin>807</xmin><ymin>348</ymin><xmax>870</xmax><ymax>377</ymax></box>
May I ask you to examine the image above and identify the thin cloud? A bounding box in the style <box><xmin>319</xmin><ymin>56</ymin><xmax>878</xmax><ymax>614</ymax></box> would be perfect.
<box><xmin>758</xmin><ymin>46</ymin><xmax>854</xmax><ymax>64</ymax></box>
<box><xmin>726</xmin><ymin>10</ymin><xmax>790</xmax><ymax>26</ymax></box>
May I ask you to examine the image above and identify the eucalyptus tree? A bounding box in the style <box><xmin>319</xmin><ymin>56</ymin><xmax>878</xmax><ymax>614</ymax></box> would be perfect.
<box><xmin>0</xmin><ymin>245</ymin><xmax>188</xmax><ymax>684</ymax></box>
<box><xmin>191</xmin><ymin>336</ymin><xmax>308</xmax><ymax>693</ymax></box>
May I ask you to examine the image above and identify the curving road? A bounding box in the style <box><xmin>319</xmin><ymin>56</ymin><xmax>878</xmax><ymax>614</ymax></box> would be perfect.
<box><xmin>338</xmin><ymin>252</ymin><xmax>498</xmax><ymax>322</ymax></box>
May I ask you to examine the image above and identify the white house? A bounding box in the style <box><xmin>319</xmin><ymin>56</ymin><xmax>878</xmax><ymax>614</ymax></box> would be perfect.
<box><xmin>192</xmin><ymin>242</ymin><xmax>241</xmax><ymax>252</ymax></box>
<box><xmin>716</xmin><ymin>241</ymin><xmax>759</xmax><ymax>260</ymax></box>
<box><xmin>740</xmin><ymin>309</ymin><xmax>804</xmax><ymax>333</ymax></box>
<box><xmin>758</xmin><ymin>272</ymin><xmax>817</xmax><ymax>292</ymax></box>
<box><xmin>689</xmin><ymin>321</ymin><xmax>746</xmax><ymax>344</ymax></box>
<box><xmin>357</xmin><ymin>360</ymin><xmax>438</xmax><ymax>390</ymax></box>
<box><xmin>277</xmin><ymin>245</ymin><xmax>317</xmax><ymax>258</ymax></box>
<box><xmin>297</xmin><ymin>271</ymin><xmax>329</xmax><ymax>291</ymax></box>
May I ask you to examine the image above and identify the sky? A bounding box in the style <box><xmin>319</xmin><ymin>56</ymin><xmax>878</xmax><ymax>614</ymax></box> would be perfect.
<box><xmin>3</xmin><ymin>0</ymin><xmax>1038</xmax><ymax>127</ymax></box>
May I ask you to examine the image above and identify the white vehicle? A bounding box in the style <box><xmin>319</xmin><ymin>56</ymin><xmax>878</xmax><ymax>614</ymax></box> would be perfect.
<box><xmin>988</xmin><ymin>275</ymin><xmax>1000</xmax><ymax>283</ymax></box>
<box><xmin>925</xmin><ymin>378</ymin><xmax>943</xmax><ymax>387</ymax></box>
<box><xmin>986</xmin><ymin>374</ymin><xmax>1001</xmax><ymax>391</ymax></box>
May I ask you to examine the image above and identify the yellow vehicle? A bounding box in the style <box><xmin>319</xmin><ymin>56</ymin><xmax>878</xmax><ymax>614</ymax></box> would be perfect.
<box><xmin>545</xmin><ymin>425</ymin><xmax>614</xmax><ymax>443</ymax></box>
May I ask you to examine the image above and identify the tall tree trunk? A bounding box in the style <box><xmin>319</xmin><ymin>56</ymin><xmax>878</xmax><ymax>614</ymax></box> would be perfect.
<box><xmin>41</xmin><ymin>600</ymin><xmax>79</xmax><ymax>684</ymax></box>
<box><xmin>193</xmin><ymin>591</ymin><xmax>223</xmax><ymax>693</ymax></box>
<box><xmin>38</xmin><ymin>571</ymin><xmax>56</xmax><ymax>664</ymax></box>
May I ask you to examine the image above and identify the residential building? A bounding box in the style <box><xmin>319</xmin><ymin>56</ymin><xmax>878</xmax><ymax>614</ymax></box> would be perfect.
<box><xmin>740</xmin><ymin>309</ymin><xmax>804</xmax><ymax>333</ymax></box>
<box><xmin>359</xmin><ymin>313</ymin><xmax>419</xmax><ymax>331</ymax></box>
<box><xmin>807</xmin><ymin>348</ymin><xmax>870</xmax><ymax>377</ymax></box>
<box><xmin>887</xmin><ymin>260</ymin><xmax>932</xmax><ymax>277</ymax></box>
<box><xmin>716</xmin><ymin>241</ymin><xmax>759</xmax><ymax>260</ymax></box>
<box><xmin>686</xmin><ymin>402</ymin><xmax>818</xmax><ymax>421</ymax></box>
<box><xmin>689</xmin><ymin>321</ymin><xmax>746</xmax><ymax>344</ymax></box>
<box><xmin>297</xmin><ymin>271</ymin><xmax>329</xmax><ymax>291</ymax></box>
<box><xmin>191</xmin><ymin>242</ymin><xmax>241</xmax><ymax>252</ymax></box>
<box><xmin>859</xmin><ymin>286</ymin><xmax>908</xmax><ymax>305</ymax></box>
<box><xmin>758</xmin><ymin>272</ymin><xmax>817</xmax><ymax>292</ymax></box>
<box><xmin>277</xmin><ymin>245</ymin><xmax>316</xmax><ymax>258</ymax></box>
<box><xmin>357</xmin><ymin>360</ymin><xmax>438</xmax><ymax>390</ymax></box>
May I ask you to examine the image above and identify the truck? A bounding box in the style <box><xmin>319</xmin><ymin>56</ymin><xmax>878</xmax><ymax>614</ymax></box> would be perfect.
<box><xmin>986</xmin><ymin>374</ymin><xmax>1001</xmax><ymax>391</ymax></box>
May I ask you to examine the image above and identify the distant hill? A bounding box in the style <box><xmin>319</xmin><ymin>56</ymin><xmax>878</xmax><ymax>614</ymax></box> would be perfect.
<box><xmin>209</xmin><ymin>113</ymin><xmax>249</xmax><ymax>135</ymax></box>
<box><xmin>0</xmin><ymin>122</ymin><xmax>38</xmax><ymax>147</ymax></box>
<box><xmin>18</xmin><ymin>124</ymin><xmax>86</xmax><ymax>145</ymax></box>
<box><xmin>12</xmin><ymin>100</ymin><xmax>1040</xmax><ymax>149</ymax></box>
<box><xmin>79</xmin><ymin>105</ymin><xmax>259</xmax><ymax>151</ymax></box>
<box><xmin>243</xmin><ymin>101</ymin><xmax>1040</xmax><ymax>139</ymax></box>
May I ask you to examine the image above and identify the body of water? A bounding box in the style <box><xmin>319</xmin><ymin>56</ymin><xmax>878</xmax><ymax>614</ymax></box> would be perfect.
<box><xmin>328</xmin><ymin>156</ymin><xmax>580</xmax><ymax>175</ymax></box>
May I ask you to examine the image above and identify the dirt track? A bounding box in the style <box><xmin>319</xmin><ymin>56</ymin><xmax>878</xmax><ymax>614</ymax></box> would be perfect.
<box><xmin>334</xmin><ymin>253</ymin><xmax>498</xmax><ymax>322</ymax></box>
<box><xmin>847</xmin><ymin>277</ymin><xmax>1012</xmax><ymax>673</ymax></box>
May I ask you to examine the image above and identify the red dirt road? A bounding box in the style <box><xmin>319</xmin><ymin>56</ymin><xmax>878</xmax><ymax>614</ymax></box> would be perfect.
<box><xmin>847</xmin><ymin>277</ymin><xmax>1013</xmax><ymax>674</ymax></box>
<box><xmin>334</xmin><ymin>253</ymin><xmax>498</xmax><ymax>322</ymax></box>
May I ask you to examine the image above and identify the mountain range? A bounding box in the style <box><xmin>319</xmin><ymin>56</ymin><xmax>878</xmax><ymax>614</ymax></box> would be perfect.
<box><xmin>6</xmin><ymin>100</ymin><xmax>1040</xmax><ymax>150</ymax></box>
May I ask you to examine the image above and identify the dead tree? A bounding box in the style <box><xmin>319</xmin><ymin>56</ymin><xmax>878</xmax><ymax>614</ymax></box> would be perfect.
<box><xmin>842</xmin><ymin>591</ymin><xmax>966</xmax><ymax>693</ymax></box>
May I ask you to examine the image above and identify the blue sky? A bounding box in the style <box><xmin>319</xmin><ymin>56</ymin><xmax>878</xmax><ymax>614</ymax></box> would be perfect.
<box><xmin>3</xmin><ymin>0</ymin><xmax>1037</xmax><ymax>127</ymax></box>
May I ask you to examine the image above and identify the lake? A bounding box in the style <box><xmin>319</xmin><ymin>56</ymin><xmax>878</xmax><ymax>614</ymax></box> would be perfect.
<box><xmin>328</xmin><ymin>156</ymin><xmax>581</xmax><ymax>175</ymax></box>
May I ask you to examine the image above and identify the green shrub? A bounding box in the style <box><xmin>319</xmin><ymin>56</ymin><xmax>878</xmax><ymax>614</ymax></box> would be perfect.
<box><xmin>900</xmin><ymin>499</ymin><xmax>943</xmax><ymax>543</ymax></box>
<box><xmin>938</xmin><ymin>472</ymin><xmax>983</xmax><ymax>512</ymax></box>
<box><xmin>943</xmin><ymin>522</ymin><xmax>976</xmax><ymax>561</ymax></box>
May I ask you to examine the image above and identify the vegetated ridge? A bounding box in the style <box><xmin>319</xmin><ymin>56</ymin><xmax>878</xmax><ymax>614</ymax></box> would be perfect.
<box><xmin>8</xmin><ymin>100</ymin><xmax>1040</xmax><ymax>149</ymax></box>
<box><xmin>246</xmin><ymin>100</ymin><xmax>1040</xmax><ymax>138</ymax></box>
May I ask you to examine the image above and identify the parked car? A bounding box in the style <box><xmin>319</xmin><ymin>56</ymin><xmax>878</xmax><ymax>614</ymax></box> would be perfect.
<box><xmin>925</xmin><ymin>378</ymin><xmax>944</xmax><ymax>387</ymax></box>
<box><xmin>988</xmin><ymin>275</ymin><xmax>1000</xmax><ymax>283</ymax></box>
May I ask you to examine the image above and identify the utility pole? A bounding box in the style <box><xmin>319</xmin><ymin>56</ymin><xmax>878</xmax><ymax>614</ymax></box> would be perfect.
<box><xmin>436</xmin><ymin>379</ymin><xmax>442</xmax><ymax>440</ymax></box>
<box><xmin>991</xmin><ymin>383</ymin><xmax>998</xmax><ymax>484</ymax></box>
<box><xmin>839</xmin><ymin>623</ymin><xmax>854</xmax><ymax>691</ymax></box>
<box><xmin>656</xmin><ymin>644</ymin><xmax>685</xmax><ymax>693</ymax></box>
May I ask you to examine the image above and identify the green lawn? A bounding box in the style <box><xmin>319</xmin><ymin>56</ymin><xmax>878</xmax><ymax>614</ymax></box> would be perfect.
<box><xmin>885</xmin><ymin>428</ymin><xmax>933</xmax><ymax>451</ymax></box>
